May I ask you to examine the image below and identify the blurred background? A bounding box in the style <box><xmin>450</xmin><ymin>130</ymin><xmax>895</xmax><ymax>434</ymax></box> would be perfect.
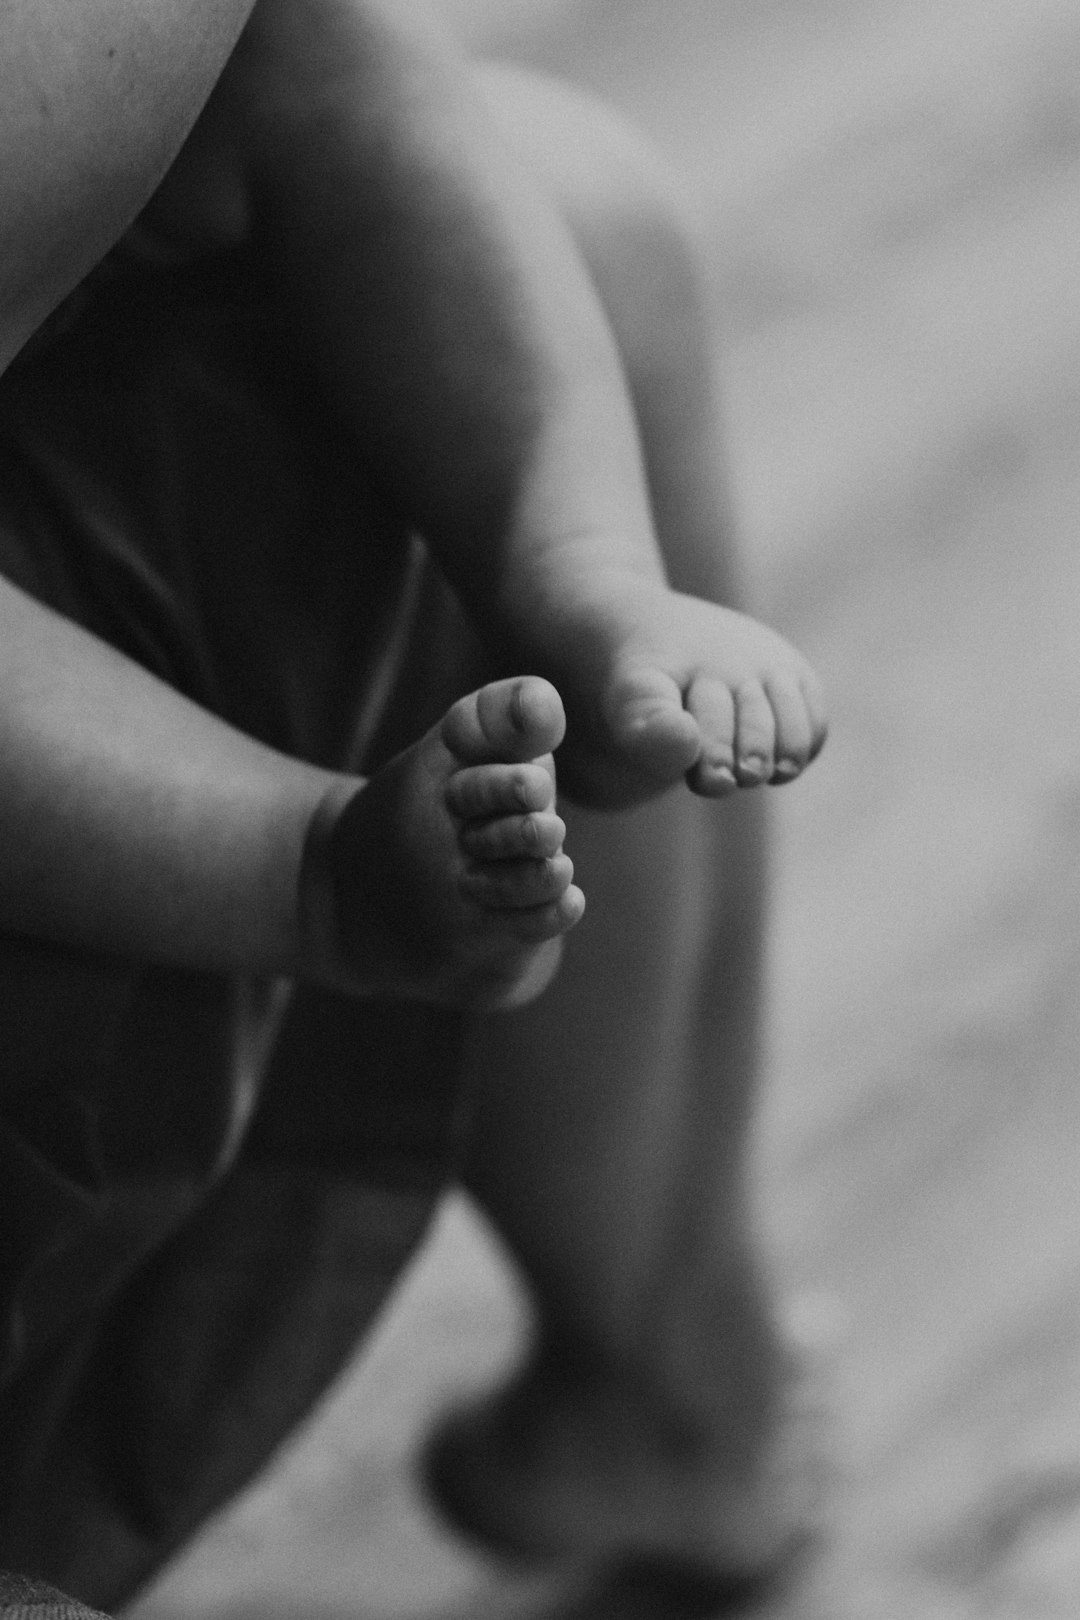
<box><xmin>132</xmin><ymin>2</ymin><xmax>1080</xmax><ymax>1615</ymax></box>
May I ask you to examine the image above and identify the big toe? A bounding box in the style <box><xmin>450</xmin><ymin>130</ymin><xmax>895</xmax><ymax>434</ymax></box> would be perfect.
<box><xmin>442</xmin><ymin>676</ymin><xmax>566</xmax><ymax>764</ymax></box>
<box><xmin>604</xmin><ymin>668</ymin><xmax>701</xmax><ymax>781</ymax></box>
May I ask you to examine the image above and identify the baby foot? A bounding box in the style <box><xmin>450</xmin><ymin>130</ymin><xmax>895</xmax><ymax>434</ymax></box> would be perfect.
<box><xmin>302</xmin><ymin>675</ymin><xmax>584</xmax><ymax>1007</ymax></box>
<box><xmin>549</xmin><ymin>578</ymin><xmax>827</xmax><ymax>807</ymax></box>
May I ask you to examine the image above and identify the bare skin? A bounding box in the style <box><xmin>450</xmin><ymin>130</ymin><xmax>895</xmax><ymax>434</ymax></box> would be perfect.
<box><xmin>0</xmin><ymin>0</ymin><xmax>259</xmax><ymax>371</ymax></box>
<box><xmin>0</xmin><ymin>0</ymin><xmax>824</xmax><ymax>981</ymax></box>
<box><xmin>0</xmin><ymin>587</ymin><xmax>581</xmax><ymax>1004</ymax></box>
<box><xmin>516</xmin><ymin>570</ymin><xmax>827</xmax><ymax>807</ymax></box>
<box><xmin>215</xmin><ymin>0</ymin><xmax>827</xmax><ymax>813</ymax></box>
<box><xmin>433</xmin><ymin>64</ymin><xmax>829</xmax><ymax>1590</ymax></box>
<box><xmin>313</xmin><ymin>674</ymin><xmax>584</xmax><ymax>1007</ymax></box>
<box><xmin>0</xmin><ymin>0</ymin><xmax>829</xmax><ymax>1599</ymax></box>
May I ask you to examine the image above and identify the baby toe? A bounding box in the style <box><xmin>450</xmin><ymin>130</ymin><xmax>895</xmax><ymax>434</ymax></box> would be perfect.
<box><xmin>460</xmin><ymin>810</ymin><xmax>566</xmax><ymax>861</ymax></box>
<box><xmin>446</xmin><ymin>762</ymin><xmax>555</xmax><ymax>822</ymax></box>
<box><xmin>443</xmin><ymin>677</ymin><xmax>566</xmax><ymax>765</ymax></box>
<box><xmin>462</xmin><ymin>852</ymin><xmax>574</xmax><ymax>910</ymax></box>
<box><xmin>505</xmin><ymin>887</ymin><xmax>586</xmax><ymax>943</ymax></box>
<box><xmin>685</xmin><ymin>677</ymin><xmax>737</xmax><ymax>796</ymax></box>
<box><xmin>733</xmin><ymin>682</ymin><xmax>777</xmax><ymax>786</ymax></box>
<box><xmin>605</xmin><ymin>667</ymin><xmax>701</xmax><ymax>779</ymax></box>
<box><xmin>765</xmin><ymin>674</ymin><xmax>816</xmax><ymax>783</ymax></box>
<box><xmin>801</xmin><ymin>672</ymin><xmax>829</xmax><ymax>760</ymax></box>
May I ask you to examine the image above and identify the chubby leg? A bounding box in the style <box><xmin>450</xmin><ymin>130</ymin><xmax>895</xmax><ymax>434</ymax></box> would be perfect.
<box><xmin>426</xmin><ymin>70</ymin><xmax>814</xmax><ymax>1583</ymax></box>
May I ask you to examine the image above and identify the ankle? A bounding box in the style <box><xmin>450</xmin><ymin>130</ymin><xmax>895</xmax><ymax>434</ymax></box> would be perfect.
<box><xmin>296</xmin><ymin>775</ymin><xmax>368</xmax><ymax>991</ymax></box>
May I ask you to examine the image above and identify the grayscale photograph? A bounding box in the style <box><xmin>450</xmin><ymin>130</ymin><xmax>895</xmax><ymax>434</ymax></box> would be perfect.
<box><xmin>1</xmin><ymin>2</ymin><xmax>1078</xmax><ymax>1617</ymax></box>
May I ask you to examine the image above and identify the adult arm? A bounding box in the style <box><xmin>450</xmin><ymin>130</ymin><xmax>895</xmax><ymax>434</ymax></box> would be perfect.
<box><xmin>0</xmin><ymin>0</ymin><xmax>358</xmax><ymax>979</ymax></box>
<box><xmin>0</xmin><ymin>0</ymin><xmax>257</xmax><ymax>371</ymax></box>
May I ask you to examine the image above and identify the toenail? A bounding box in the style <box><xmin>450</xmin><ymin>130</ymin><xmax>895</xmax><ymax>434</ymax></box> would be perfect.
<box><xmin>739</xmin><ymin>755</ymin><xmax>768</xmax><ymax>782</ymax></box>
<box><xmin>772</xmin><ymin>759</ymin><xmax>801</xmax><ymax>782</ymax></box>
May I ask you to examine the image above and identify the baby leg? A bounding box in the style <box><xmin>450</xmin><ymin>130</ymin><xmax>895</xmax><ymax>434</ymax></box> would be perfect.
<box><xmin>481</xmin><ymin>67</ymin><xmax>826</xmax><ymax>804</ymax></box>
<box><xmin>425</xmin><ymin>68</ymin><xmax>822</xmax><ymax>1596</ymax></box>
<box><xmin>307</xmin><ymin>674</ymin><xmax>584</xmax><ymax>1009</ymax></box>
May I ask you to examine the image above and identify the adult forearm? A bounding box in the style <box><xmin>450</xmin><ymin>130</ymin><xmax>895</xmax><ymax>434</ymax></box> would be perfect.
<box><xmin>0</xmin><ymin>578</ymin><xmax>341</xmax><ymax>977</ymax></box>
<box><xmin>0</xmin><ymin>0</ymin><xmax>257</xmax><ymax>369</ymax></box>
